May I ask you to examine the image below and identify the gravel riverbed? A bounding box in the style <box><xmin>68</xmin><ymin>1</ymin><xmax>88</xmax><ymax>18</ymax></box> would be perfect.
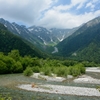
<box><xmin>18</xmin><ymin>84</ymin><xmax>100</xmax><ymax>96</ymax></box>
<box><xmin>17</xmin><ymin>67</ymin><xmax>100</xmax><ymax>97</ymax></box>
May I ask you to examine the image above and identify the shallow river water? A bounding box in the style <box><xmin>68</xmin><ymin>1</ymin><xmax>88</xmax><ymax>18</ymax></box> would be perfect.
<box><xmin>0</xmin><ymin>72</ymin><xmax>100</xmax><ymax>100</ymax></box>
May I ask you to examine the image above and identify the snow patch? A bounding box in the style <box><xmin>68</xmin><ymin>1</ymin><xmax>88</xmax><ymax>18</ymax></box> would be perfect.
<box><xmin>12</xmin><ymin>24</ymin><xmax>20</xmax><ymax>34</ymax></box>
<box><xmin>28</xmin><ymin>28</ymin><xmax>34</xmax><ymax>31</ymax></box>
<box><xmin>52</xmin><ymin>47</ymin><xmax>58</xmax><ymax>54</ymax></box>
<box><xmin>57</xmin><ymin>35</ymin><xmax>65</xmax><ymax>42</ymax></box>
<box><xmin>38</xmin><ymin>36</ymin><xmax>47</xmax><ymax>45</ymax></box>
<box><xmin>4</xmin><ymin>24</ymin><xmax>7</xmax><ymax>27</ymax></box>
<box><xmin>34</xmin><ymin>29</ymin><xmax>38</xmax><ymax>32</ymax></box>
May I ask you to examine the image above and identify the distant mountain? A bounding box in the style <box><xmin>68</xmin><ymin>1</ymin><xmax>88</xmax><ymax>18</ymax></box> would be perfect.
<box><xmin>28</xmin><ymin>26</ymin><xmax>78</xmax><ymax>45</ymax></box>
<box><xmin>0</xmin><ymin>18</ymin><xmax>78</xmax><ymax>53</ymax></box>
<box><xmin>0</xmin><ymin>23</ymin><xmax>45</xmax><ymax>58</ymax></box>
<box><xmin>0</xmin><ymin>18</ymin><xmax>41</xmax><ymax>46</ymax></box>
<box><xmin>50</xmin><ymin>28</ymin><xmax>78</xmax><ymax>42</ymax></box>
<box><xmin>57</xmin><ymin>16</ymin><xmax>100</xmax><ymax>62</ymax></box>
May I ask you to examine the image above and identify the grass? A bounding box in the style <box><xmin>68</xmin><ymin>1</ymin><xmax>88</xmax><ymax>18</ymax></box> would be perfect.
<box><xmin>0</xmin><ymin>95</ymin><xmax>12</xmax><ymax>100</ymax></box>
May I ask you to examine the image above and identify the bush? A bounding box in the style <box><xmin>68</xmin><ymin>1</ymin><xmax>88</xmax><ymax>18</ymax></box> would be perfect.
<box><xmin>32</xmin><ymin>66</ymin><xmax>40</xmax><ymax>73</ymax></box>
<box><xmin>0</xmin><ymin>95</ymin><xmax>12</xmax><ymax>100</ymax></box>
<box><xmin>0</xmin><ymin>60</ymin><xmax>8</xmax><ymax>74</ymax></box>
<box><xmin>23</xmin><ymin>67</ymin><xmax>33</xmax><ymax>76</ymax></box>
<box><xmin>56</xmin><ymin>67</ymin><xmax>68</xmax><ymax>77</ymax></box>
<box><xmin>68</xmin><ymin>63</ymin><xmax>85</xmax><ymax>76</ymax></box>
<box><xmin>13</xmin><ymin>61</ymin><xmax>23</xmax><ymax>73</ymax></box>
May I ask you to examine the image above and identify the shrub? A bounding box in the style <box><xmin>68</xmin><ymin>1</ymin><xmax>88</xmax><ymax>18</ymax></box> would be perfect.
<box><xmin>32</xmin><ymin>66</ymin><xmax>40</xmax><ymax>73</ymax></box>
<box><xmin>13</xmin><ymin>61</ymin><xmax>23</xmax><ymax>73</ymax></box>
<box><xmin>23</xmin><ymin>67</ymin><xmax>33</xmax><ymax>76</ymax></box>
<box><xmin>68</xmin><ymin>63</ymin><xmax>85</xmax><ymax>76</ymax></box>
<box><xmin>0</xmin><ymin>60</ymin><xmax>8</xmax><ymax>74</ymax></box>
<box><xmin>44</xmin><ymin>68</ymin><xmax>51</xmax><ymax>76</ymax></box>
<box><xmin>56</xmin><ymin>67</ymin><xmax>68</xmax><ymax>77</ymax></box>
<box><xmin>0</xmin><ymin>95</ymin><xmax>12</xmax><ymax>100</ymax></box>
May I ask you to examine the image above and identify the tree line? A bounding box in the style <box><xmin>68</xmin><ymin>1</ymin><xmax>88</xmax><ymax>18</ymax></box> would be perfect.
<box><xmin>0</xmin><ymin>50</ymin><xmax>85</xmax><ymax>76</ymax></box>
<box><xmin>0</xmin><ymin>49</ymin><xmax>99</xmax><ymax>77</ymax></box>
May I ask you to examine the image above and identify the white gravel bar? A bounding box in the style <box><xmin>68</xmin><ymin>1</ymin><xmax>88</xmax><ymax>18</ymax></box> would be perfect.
<box><xmin>31</xmin><ymin>73</ymin><xmax>66</xmax><ymax>82</ymax></box>
<box><xmin>74</xmin><ymin>75</ymin><xmax>100</xmax><ymax>84</ymax></box>
<box><xmin>18</xmin><ymin>84</ymin><xmax>100</xmax><ymax>96</ymax></box>
<box><xmin>86</xmin><ymin>67</ymin><xmax>100</xmax><ymax>72</ymax></box>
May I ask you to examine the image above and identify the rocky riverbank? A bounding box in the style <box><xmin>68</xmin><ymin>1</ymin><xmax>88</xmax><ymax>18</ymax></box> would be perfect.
<box><xmin>18</xmin><ymin>84</ymin><xmax>100</xmax><ymax>96</ymax></box>
<box><xmin>17</xmin><ymin>67</ymin><xmax>100</xmax><ymax>97</ymax></box>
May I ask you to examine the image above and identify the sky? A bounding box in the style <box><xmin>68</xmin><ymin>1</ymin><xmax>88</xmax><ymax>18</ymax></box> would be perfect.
<box><xmin>0</xmin><ymin>0</ymin><xmax>100</xmax><ymax>29</ymax></box>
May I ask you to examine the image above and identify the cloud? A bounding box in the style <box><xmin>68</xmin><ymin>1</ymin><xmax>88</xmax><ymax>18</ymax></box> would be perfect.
<box><xmin>0</xmin><ymin>0</ymin><xmax>56</xmax><ymax>25</ymax></box>
<box><xmin>35</xmin><ymin>0</ymin><xmax>100</xmax><ymax>29</ymax></box>
<box><xmin>36</xmin><ymin>8</ymin><xmax>100</xmax><ymax>29</ymax></box>
<box><xmin>0</xmin><ymin>0</ymin><xmax>100</xmax><ymax>29</ymax></box>
<box><xmin>85</xmin><ymin>0</ymin><xmax>99</xmax><ymax>11</ymax></box>
<box><xmin>53</xmin><ymin>0</ymin><xmax>88</xmax><ymax>11</ymax></box>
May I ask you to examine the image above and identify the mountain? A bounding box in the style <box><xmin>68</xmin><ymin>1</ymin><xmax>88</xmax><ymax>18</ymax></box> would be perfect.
<box><xmin>0</xmin><ymin>23</ymin><xmax>45</xmax><ymax>58</ymax></box>
<box><xmin>0</xmin><ymin>18</ymin><xmax>78</xmax><ymax>53</ymax></box>
<box><xmin>0</xmin><ymin>18</ymin><xmax>41</xmax><ymax>46</ymax></box>
<box><xmin>49</xmin><ymin>28</ymin><xmax>78</xmax><ymax>42</ymax></box>
<box><xmin>57</xmin><ymin>16</ymin><xmax>100</xmax><ymax>62</ymax></box>
<box><xmin>28</xmin><ymin>26</ymin><xmax>78</xmax><ymax>45</ymax></box>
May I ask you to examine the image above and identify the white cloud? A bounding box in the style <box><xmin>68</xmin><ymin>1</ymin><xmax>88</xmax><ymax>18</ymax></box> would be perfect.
<box><xmin>0</xmin><ymin>0</ymin><xmax>100</xmax><ymax>29</ymax></box>
<box><xmin>92</xmin><ymin>0</ymin><xmax>98</xmax><ymax>3</ymax></box>
<box><xmin>36</xmin><ymin>8</ymin><xmax>100</xmax><ymax>29</ymax></box>
<box><xmin>85</xmin><ymin>0</ymin><xmax>98</xmax><ymax>11</ymax></box>
<box><xmin>71</xmin><ymin>0</ymin><xmax>87</xmax><ymax>6</ymax></box>
<box><xmin>0</xmin><ymin>0</ymin><xmax>56</xmax><ymax>25</ymax></box>
<box><xmin>53</xmin><ymin>0</ymin><xmax>88</xmax><ymax>11</ymax></box>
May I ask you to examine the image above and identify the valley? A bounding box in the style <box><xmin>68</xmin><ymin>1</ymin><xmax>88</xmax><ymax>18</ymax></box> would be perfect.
<box><xmin>0</xmin><ymin>0</ymin><xmax>100</xmax><ymax>100</ymax></box>
<box><xmin>0</xmin><ymin>16</ymin><xmax>100</xmax><ymax>100</ymax></box>
<box><xmin>0</xmin><ymin>18</ymin><xmax>78</xmax><ymax>53</ymax></box>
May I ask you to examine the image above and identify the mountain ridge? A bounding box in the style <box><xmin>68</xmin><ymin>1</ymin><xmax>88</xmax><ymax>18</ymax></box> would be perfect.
<box><xmin>0</xmin><ymin>23</ymin><xmax>45</xmax><ymax>58</ymax></box>
<box><xmin>57</xmin><ymin>16</ymin><xmax>100</xmax><ymax>62</ymax></box>
<box><xmin>0</xmin><ymin>18</ymin><xmax>78</xmax><ymax>53</ymax></box>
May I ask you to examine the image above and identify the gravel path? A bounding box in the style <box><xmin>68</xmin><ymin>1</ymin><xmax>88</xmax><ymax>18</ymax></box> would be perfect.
<box><xmin>18</xmin><ymin>84</ymin><xmax>100</xmax><ymax>96</ymax></box>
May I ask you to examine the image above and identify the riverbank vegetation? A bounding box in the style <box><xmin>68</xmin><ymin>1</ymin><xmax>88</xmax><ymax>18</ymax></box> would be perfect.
<box><xmin>0</xmin><ymin>95</ymin><xmax>12</xmax><ymax>100</ymax></box>
<box><xmin>0</xmin><ymin>49</ymin><xmax>99</xmax><ymax>77</ymax></box>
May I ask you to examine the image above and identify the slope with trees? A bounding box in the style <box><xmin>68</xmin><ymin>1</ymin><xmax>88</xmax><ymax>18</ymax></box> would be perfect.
<box><xmin>57</xmin><ymin>16</ymin><xmax>100</xmax><ymax>63</ymax></box>
<box><xmin>0</xmin><ymin>23</ymin><xmax>45</xmax><ymax>58</ymax></box>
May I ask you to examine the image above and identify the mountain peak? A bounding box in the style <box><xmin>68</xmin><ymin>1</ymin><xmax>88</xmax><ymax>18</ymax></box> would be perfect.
<box><xmin>57</xmin><ymin>16</ymin><xmax>100</xmax><ymax>62</ymax></box>
<box><xmin>86</xmin><ymin>16</ymin><xmax>100</xmax><ymax>27</ymax></box>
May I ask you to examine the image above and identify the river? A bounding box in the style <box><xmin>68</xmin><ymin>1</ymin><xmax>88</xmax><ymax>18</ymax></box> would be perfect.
<box><xmin>0</xmin><ymin>67</ymin><xmax>100</xmax><ymax>100</ymax></box>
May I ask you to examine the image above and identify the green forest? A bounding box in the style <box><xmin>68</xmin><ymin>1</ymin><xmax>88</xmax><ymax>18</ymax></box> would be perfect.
<box><xmin>0</xmin><ymin>49</ymin><xmax>99</xmax><ymax>77</ymax></box>
<box><xmin>0</xmin><ymin>23</ymin><xmax>45</xmax><ymax>58</ymax></box>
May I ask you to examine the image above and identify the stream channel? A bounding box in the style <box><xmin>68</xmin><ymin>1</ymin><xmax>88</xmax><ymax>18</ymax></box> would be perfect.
<box><xmin>0</xmin><ymin>68</ymin><xmax>100</xmax><ymax>100</ymax></box>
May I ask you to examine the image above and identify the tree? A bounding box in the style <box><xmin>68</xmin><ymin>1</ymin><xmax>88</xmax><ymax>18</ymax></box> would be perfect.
<box><xmin>11</xmin><ymin>61</ymin><xmax>23</xmax><ymax>73</ymax></box>
<box><xmin>2</xmin><ymin>56</ymin><xmax>16</xmax><ymax>73</ymax></box>
<box><xmin>23</xmin><ymin>67</ymin><xmax>33</xmax><ymax>76</ymax></box>
<box><xmin>8</xmin><ymin>50</ymin><xmax>20</xmax><ymax>61</ymax></box>
<box><xmin>0</xmin><ymin>60</ymin><xmax>7</xmax><ymax>74</ymax></box>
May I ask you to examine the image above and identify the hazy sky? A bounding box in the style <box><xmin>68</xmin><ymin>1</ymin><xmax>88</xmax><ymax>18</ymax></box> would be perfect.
<box><xmin>0</xmin><ymin>0</ymin><xmax>100</xmax><ymax>29</ymax></box>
